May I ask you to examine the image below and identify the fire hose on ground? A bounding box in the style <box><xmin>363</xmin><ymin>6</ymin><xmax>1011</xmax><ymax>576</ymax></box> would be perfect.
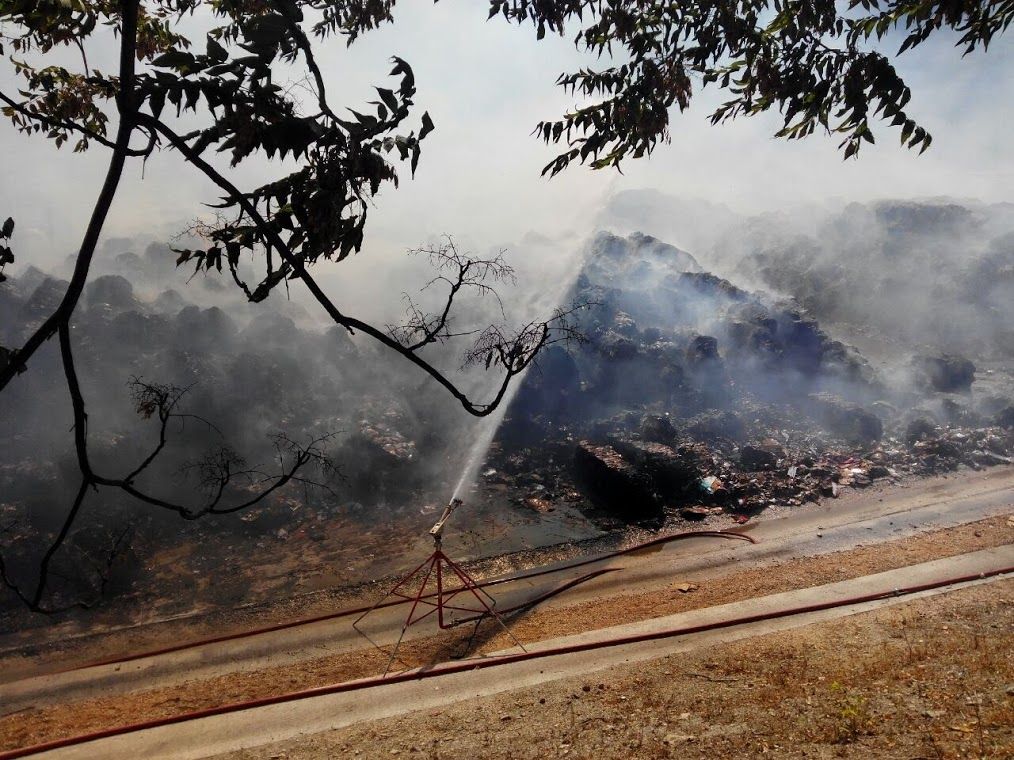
<box><xmin>41</xmin><ymin>530</ymin><xmax>757</xmax><ymax>674</ymax></box>
<box><xmin>1</xmin><ymin>561</ymin><xmax>1010</xmax><ymax>760</ymax></box>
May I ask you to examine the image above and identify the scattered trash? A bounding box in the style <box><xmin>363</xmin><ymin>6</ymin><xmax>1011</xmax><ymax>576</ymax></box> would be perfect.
<box><xmin>700</xmin><ymin>475</ymin><xmax>724</xmax><ymax>493</ymax></box>
<box><xmin>739</xmin><ymin>444</ymin><xmax>779</xmax><ymax>470</ymax></box>
<box><xmin>680</xmin><ymin>506</ymin><xmax>712</xmax><ymax>520</ymax></box>
<box><xmin>523</xmin><ymin>496</ymin><xmax>555</xmax><ymax>514</ymax></box>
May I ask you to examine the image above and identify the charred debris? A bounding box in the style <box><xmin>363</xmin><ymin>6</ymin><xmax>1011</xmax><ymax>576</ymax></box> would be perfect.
<box><xmin>2</xmin><ymin>205</ymin><xmax>1014</xmax><ymax>621</ymax></box>
<box><xmin>479</xmin><ymin>230</ymin><xmax>1013</xmax><ymax>526</ymax></box>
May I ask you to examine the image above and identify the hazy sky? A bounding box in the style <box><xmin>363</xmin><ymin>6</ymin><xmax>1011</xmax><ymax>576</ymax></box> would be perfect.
<box><xmin>2</xmin><ymin>1</ymin><xmax>1012</xmax><ymax>271</ymax></box>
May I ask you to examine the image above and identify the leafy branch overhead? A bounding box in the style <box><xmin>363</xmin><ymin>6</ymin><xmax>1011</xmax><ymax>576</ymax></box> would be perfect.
<box><xmin>0</xmin><ymin>216</ymin><xmax>13</xmax><ymax>284</ymax></box>
<box><xmin>144</xmin><ymin>39</ymin><xmax>431</xmax><ymax>284</ymax></box>
<box><xmin>490</xmin><ymin>0</ymin><xmax>1012</xmax><ymax>174</ymax></box>
<box><xmin>2</xmin><ymin>1</ymin><xmax>433</xmax><ymax>305</ymax></box>
<box><xmin>0</xmin><ymin>0</ymin><xmax>587</xmax><ymax>417</ymax></box>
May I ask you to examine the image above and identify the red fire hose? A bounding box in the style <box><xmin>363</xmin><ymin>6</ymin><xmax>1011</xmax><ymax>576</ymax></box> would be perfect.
<box><xmin>2</xmin><ymin>562</ymin><xmax>1009</xmax><ymax>760</ymax></box>
<box><xmin>44</xmin><ymin>530</ymin><xmax>755</xmax><ymax>674</ymax></box>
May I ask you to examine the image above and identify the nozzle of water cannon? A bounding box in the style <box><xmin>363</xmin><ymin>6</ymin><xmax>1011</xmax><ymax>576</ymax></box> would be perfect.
<box><xmin>428</xmin><ymin>497</ymin><xmax>463</xmax><ymax>540</ymax></box>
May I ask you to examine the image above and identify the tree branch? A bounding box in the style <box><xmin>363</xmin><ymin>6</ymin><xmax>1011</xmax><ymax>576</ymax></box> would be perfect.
<box><xmin>388</xmin><ymin>237</ymin><xmax>514</xmax><ymax>352</ymax></box>
<box><xmin>273</xmin><ymin>4</ymin><xmax>338</xmax><ymax>123</ymax></box>
<box><xmin>0</xmin><ymin>89</ymin><xmax>156</xmax><ymax>157</ymax></box>
<box><xmin>1</xmin><ymin>313</ymin><xmax>339</xmax><ymax>612</ymax></box>
<box><xmin>0</xmin><ymin>477</ymin><xmax>91</xmax><ymax>613</ymax></box>
<box><xmin>0</xmin><ymin>0</ymin><xmax>142</xmax><ymax>394</ymax></box>
<box><xmin>136</xmin><ymin>113</ymin><xmax>573</xmax><ymax>416</ymax></box>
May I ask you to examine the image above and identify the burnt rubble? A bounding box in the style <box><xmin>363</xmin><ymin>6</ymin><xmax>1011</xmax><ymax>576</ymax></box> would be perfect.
<box><xmin>573</xmin><ymin>442</ymin><xmax>660</xmax><ymax>520</ymax></box>
<box><xmin>488</xmin><ymin>404</ymin><xmax>1014</xmax><ymax>527</ymax></box>
<box><xmin>486</xmin><ymin>231</ymin><xmax>1014</xmax><ymax>526</ymax></box>
<box><xmin>2</xmin><ymin>222</ymin><xmax>1014</xmax><ymax>624</ymax></box>
<box><xmin>913</xmin><ymin>354</ymin><xmax>976</xmax><ymax>393</ymax></box>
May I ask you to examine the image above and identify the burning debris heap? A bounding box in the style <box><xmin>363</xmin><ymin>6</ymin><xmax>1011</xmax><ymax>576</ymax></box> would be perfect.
<box><xmin>2</xmin><ymin>213</ymin><xmax>1014</xmax><ymax>621</ymax></box>
<box><xmin>483</xmin><ymin>402</ymin><xmax>1014</xmax><ymax>527</ymax></box>
<box><xmin>717</xmin><ymin>200</ymin><xmax>1014</xmax><ymax>359</ymax></box>
<box><xmin>3</xmin><ymin>229</ymin><xmax>1010</xmax><ymax>542</ymax></box>
<box><xmin>483</xmin><ymin>231</ymin><xmax>1014</xmax><ymax>525</ymax></box>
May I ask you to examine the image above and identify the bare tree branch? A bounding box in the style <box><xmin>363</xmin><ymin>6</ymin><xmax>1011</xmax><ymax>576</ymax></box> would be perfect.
<box><xmin>0</xmin><ymin>477</ymin><xmax>90</xmax><ymax>613</ymax></box>
<box><xmin>0</xmin><ymin>317</ymin><xmax>340</xmax><ymax>612</ymax></box>
<box><xmin>387</xmin><ymin>236</ymin><xmax>515</xmax><ymax>351</ymax></box>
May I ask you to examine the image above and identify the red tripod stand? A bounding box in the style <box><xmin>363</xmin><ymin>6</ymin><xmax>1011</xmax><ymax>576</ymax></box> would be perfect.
<box><xmin>353</xmin><ymin>499</ymin><xmax>525</xmax><ymax>674</ymax></box>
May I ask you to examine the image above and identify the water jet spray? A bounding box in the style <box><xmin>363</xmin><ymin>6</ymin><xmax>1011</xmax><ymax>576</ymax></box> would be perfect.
<box><xmin>353</xmin><ymin>241</ymin><xmax>591</xmax><ymax>674</ymax></box>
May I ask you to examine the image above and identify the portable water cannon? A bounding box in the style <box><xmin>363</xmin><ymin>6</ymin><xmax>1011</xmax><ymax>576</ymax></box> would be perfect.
<box><xmin>354</xmin><ymin>494</ymin><xmax>526</xmax><ymax>674</ymax></box>
<box><xmin>428</xmin><ymin>497</ymin><xmax>463</xmax><ymax>547</ymax></box>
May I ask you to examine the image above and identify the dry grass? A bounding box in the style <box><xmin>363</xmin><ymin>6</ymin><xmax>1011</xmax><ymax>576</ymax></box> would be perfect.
<box><xmin>226</xmin><ymin>580</ymin><xmax>1013</xmax><ymax>759</ymax></box>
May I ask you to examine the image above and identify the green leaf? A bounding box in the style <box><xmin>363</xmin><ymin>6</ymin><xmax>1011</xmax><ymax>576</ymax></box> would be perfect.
<box><xmin>148</xmin><ymin>89</ymin><xmax>165</xmax><ymax>119</ymax></box>
<box><xmin>419</xmin><ymin>111</ymin><xmax>435</xmax><ymax>140</ymax></box>
<box><xmin>1</xmin><ymin>217</ymin><xmax>13</xmax><ymax>238</ymax></box>
<box><xmin>246</xmin><ymin>14</ymin><xmax>289</xmax><ymax>47</ymax></box>
<box><xmin>207</xmin><ymin>37</ymin><xmax>228</xmax><ymax>64</ymax></box>
<box><xmin>410</xmin><ymin>142</ymin><xmax>421</xmax><ymax>176</ymax></box>
<box><xmin>900</xmin><ymin>120</ymin><xmax>914</xmax><ymax>145</ymax></box>
<box><xmin>152</xmin><ymin>51</ymin><xmax>195</xmax><ymax>70</ymax></box>
<box><xmin>376</xmin><ymin>87</ymin><xmax>398</xmax><ymax>113</ymax></box>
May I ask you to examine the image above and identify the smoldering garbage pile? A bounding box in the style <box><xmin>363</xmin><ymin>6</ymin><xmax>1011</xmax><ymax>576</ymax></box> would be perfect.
<box><xmin>706</xmin><ymin>199</ymin><xmax>1014</xmax><ymax>359</ymax></box>
<box><xmin>476</xmin><ymin>230</ymin><xmax>1014</xmax><ymax>525</ymax></box>
<box><xmin>0</xmin><ymin>241</ymin><xmax>472</xmax><ymax>620</ymax></box>
<box><xmin>2</xmin><ymin>213</ymin><xmax>1014</xmax><ymax>621</ymax></box>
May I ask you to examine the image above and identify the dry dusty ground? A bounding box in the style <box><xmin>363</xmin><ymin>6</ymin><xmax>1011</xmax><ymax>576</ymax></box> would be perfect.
<box><xmin>218</xmin><ymin>578</ymin><xmax>1013</xmax><ymax>760</ymax></box>
<box><xmin>2</xmin><ymin>513</ymin><xmax>1012</xmax><ymax>754</ymax></box>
